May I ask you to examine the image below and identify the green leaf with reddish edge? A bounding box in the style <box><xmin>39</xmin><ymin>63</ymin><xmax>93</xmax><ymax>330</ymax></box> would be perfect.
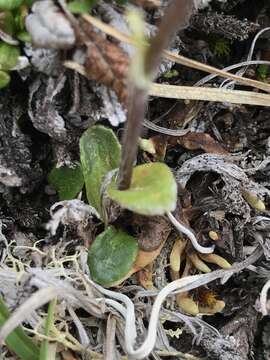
<box><xmin>80</xmin><ymin>125</ymin><xmax>121</xmax><ymax>215</ymax></box>
<box><xmin>108</xmin><ymin>162</ymin><xmax>177</xmax><ymax>216</ymax></box>
<box><xmin>48</xmin><ymin>162</ymin><xmax>84</xmax><ymax>200</ymax></box>
<box><xmin>88</xmin><ymin>226</ymin><xmax>138</xmax><ymax>286</ymax></box>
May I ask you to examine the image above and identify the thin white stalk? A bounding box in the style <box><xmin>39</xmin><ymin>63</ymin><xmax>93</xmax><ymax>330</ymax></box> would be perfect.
<box><xmin>86</xmin><ymin>272</ymin><xmax>226</xmax><ymax>359</ymax></box>
<box><xmin>87</xmin><ymin>246</ymin><xmax>260</xmax><ymax>359</ymax></box>
<box><xmin>260</xmin><ymin>278</ymin><xmax>270</xmax><ymax>316</ymax></box>
<box><xmin>196</xmin><ymin>60</ymin><xmax>270</xmax><ymax>87</ymax></box>
<box><xmin>167</xmin><ymin>212</ymin><xmax>215</xmax><ymax>254</ymax></box>
<box><xmin>222</xmin><ymin>27</ymin><xmax>270</xmax><ymax>89</ymax></box>
<box><xmin>68</xmin><ymin>305</ymin><xmax>90</xmax><ymax>347</ymax></box>
<box><xmin>91</xmin><ymin>284</ymin><xmax>137</xmax><ymax>350</ymax></box>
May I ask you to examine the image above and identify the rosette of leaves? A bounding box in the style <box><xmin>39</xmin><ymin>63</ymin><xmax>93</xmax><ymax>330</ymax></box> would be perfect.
<box><xmin>81</xmin><ymin>126</ymin><xmax>176</xmax><ymax>285</ymax></box>
<box><xmin>49</xmin><ymin>125</ymin><xmax>177</xmax><ymax>286</ymax></box>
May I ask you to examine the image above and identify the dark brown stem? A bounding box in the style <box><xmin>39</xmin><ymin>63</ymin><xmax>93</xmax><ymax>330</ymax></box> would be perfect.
<box><xmin>117</xmin><ymin>0</ymin><xmax>194</xmax><ymax>190</ymax></box>
<box><xmin>117</xmin><ymin>88</ymin><xmax>148</xmax><ymax>189</ymax></box>
<box><xmin>145</xmin><ymin>0</ymin><xmax>194</xmax><ymax>76</ymax></box>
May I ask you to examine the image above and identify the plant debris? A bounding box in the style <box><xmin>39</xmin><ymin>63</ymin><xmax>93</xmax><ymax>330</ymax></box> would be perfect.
<box><xmin>1</xmin><ymin>0</ymin><xmax>270</xmax><ymax>359</ymax></box>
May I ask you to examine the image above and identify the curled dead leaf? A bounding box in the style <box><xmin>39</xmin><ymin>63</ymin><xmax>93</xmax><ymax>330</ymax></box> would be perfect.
<box><xmin>242</xmin><ymin>189</ymin><xmax>266</xmax><ymax>212</ymax></box>
<box><xmin>197</xmin><ymin>288</ymin><xmax>225</xmax><ymax>314</ymax></box>
<box><xmin>169</xmin><ymin>238</ymin><xmax>187</xmax><ymax>273</ymax></box>
<box><xmin>177</xmin><ymin>294</ymin><xmax>199</xmax><ymax>316</ymax></box>
<box><xmin>199</xmin><ymin>253</ymin><xmax>232</xmax><ymax>269</ymax></box>
<box><xmin>82</xmin><ymin>20</ymin><xmax>129</xmax><ymax>105</ymax></box>
<box><xmin>169</xmin><ymin>132</ymin><xmax>228</xmax><ymax>155</ymax></box>
<box><xmin>199</xmin><ymin>300</ymin><xmax>225</xmax><ymax>314</ymax></box>
<box><xmin>187</xmin><ymin>251</ymin><xmax>211</xmax><ymax>273</ymax></box>
<box><xmin>208</xmin><ymin>230</ymin><xmax>220</xmax><ymax>241</ymax></box>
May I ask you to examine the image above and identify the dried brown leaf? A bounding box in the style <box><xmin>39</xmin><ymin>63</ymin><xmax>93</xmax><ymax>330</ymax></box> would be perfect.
<box><xmin>169</xmin><ymin>132</ymin><xmax>228</xmax><ymax>155</ymax></box>
<box><xmin>148</xmin><ymin>135</ymin><xmax>168</xmax><ymax>160</ymax></box>
<box><xmin>132</xmin><ymin>214</ymin><xmax>172</xmax><ymax>251</ymax></box>
<box><xmin>82</xmin><ymin>20</ymin><xmax>129</xmax><ymax>105</ymax></box>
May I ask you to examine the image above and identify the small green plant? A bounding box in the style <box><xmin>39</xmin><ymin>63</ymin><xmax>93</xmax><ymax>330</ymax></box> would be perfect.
<box><xmin>210</xmin><ymin>37</ymin><xmax>231</xmax><ymax>57</ymax></box>
<box><xmin>163</xmin><ymin>69</ymin><xmax>179</xmax><ymax>79</ymax></box>
<box><xmin>256</xmin><ymin>64</ymin><xmax>269</xmax><ymax>82</ymax></box>
<box><xmin>49</xmin><ymin>3</ymin><xmax>197</xmax><ymax>288</ymax></box>
<box><xmin>49</xmin><ymin>124</ymin><xmax>177</xmax><ymax>286</ymax></box>
<box><xmin>48</xmin><ymin>162</ymin><xmax>84</xmax><ymax>201</ymax></box>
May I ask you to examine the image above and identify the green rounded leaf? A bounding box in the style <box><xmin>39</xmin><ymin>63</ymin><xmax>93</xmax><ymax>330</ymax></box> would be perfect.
<box><xmin>108</xmin><ymin>162</ymin><xmax>177</xmax><ymax>216</ymax></box>
<box><xmin>48</xmin><ymin>162</ymin><xmax>84</xmax><ymax>200</ymax></box>
<box><xmin>0</xmin><ymin>0</ymin><xmax>23</xmax><ymax>11</ymax></box>
<box><xmin>0</xmin><ymin>70</ymin><xmax>10</xmax><ymax>88</ymax></box>
<box><xmin>0</xmin><ymin>43</ymin><xmax>20</xmax><ymax>70</ymax></box>
<box><xmin>80</xmin><ymin>125</ymin><xmax>121</xmax><ymax>215</ymax></box>
<box><xmin>88</xmin><ymin>226</ymin><xmax>139</xmax><ymax>286</ymax></box>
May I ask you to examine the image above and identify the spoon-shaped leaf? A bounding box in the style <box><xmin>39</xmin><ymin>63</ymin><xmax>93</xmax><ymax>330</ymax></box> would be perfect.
<box><xmin>108</xmin><ymin>162</ymin><xmax>177</xmax><ymax>216</ymax></box>
<box><xmin>88</xmin><ymin>226</ymin><xmax>138</xmax><ymax>286</ymax></box>
<box><xmin>80</xmin><ymin>125</ymin><xmax>121</xmax><ymax>215</ymax></box>
<box><xmin>48</xmin><ymin>162</ymin><xmax>84</xmax><ymax>200</ymax></box>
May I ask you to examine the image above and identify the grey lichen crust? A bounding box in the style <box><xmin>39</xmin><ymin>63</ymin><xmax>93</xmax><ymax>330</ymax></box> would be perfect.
<box><xmin>191</xmin><ymin>12</ymin><xmax>259</xmax><ymax>40</ymax></box>
<box><xmin>0</xmin><ymin>91</ymin><xmax>41</xmax><ymax>192</ymax></box>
